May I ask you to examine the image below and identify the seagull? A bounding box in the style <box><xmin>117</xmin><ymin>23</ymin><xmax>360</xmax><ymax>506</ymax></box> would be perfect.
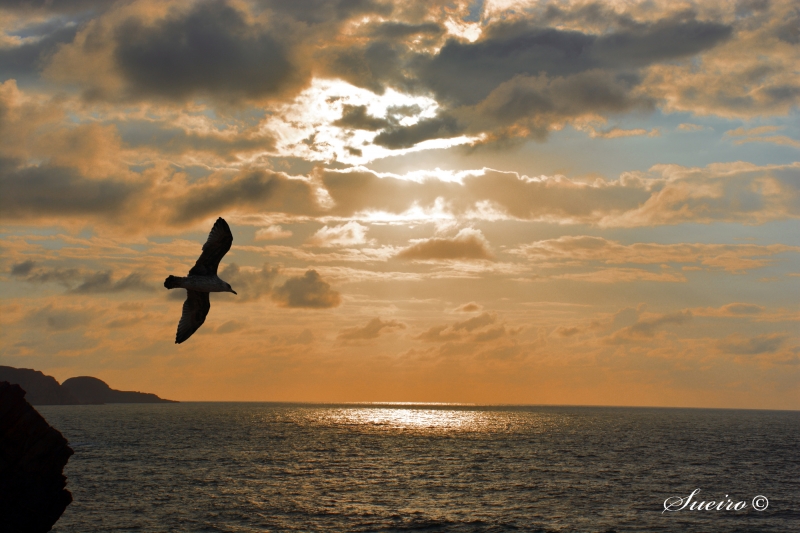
<box><xmin>164</xmin><ymin>217</ymin><xmax>237</xmax><ymax>343</ymax></box>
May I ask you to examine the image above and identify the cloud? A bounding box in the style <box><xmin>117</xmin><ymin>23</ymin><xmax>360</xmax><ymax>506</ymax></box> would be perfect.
<box><xmin>333</xmin><ymin>105</ymin><xmax>392</xmax><ymax>131</ymax></box>
<box><xmin>10</xmin><ymin>260</ymin><xmax>36</xmax><ymax>276</ymax></box>
<box><xmin>0</xmin><ymin>158</ymin><xmax>144</xmax><ymax>221</ymax></box>
<box><xmin>605</xmin><ymin>310</ymin><xmax>692</xmax><ymax>343</ymax></box>
<box><xmin>117</xmin><ymin>120</ymin><xmax>277</xmax><ymax>158</ymax></box>
<box><xmin>417</xmin><ymin>18</ymin><xmax>731</xmax><ymax>108</ymax></box>
<box><xmin>218</xmin><ymin>263</ymin><xmax>279</xmax><ymax>302</ymax></box>
<box><xmin>215</xmin><ymin>320</ymin><xmax>247</xmax><ymax>334</ymax></box>
<box><xmin>693</xmin><ymin>303</ymin><xmax>766</xmax><ymax>317</ymax></box>
<box><xmin>374</xmin><ymin>114</ymin><xmax>463</xmax><ymax>149</ymax></box>
<box><xmin>271</xmin><ymin>270</ymin><xmax>341</xmax><ymax>308</ymax></box>
<box><xmin>337</xmin><ymin>317</ymin><xmax>406</xmax><ymax>341</ymax></box>
<box><xmin>10</xmin><ymin>261</ymin><xmax>154</xmax><ymax>293</ymax></box>
<box><xmin>552</xmin><ymin>268</ymin><xmax>687</xmax><ymax>283</ymax></box>
<box><xmin>0</xmin><ymin>17</ymin><xmax>80</xmax><ymax>80</ymax></box>
<box><xmin>307</xmin><ymin>222</ymin><xmax>370</xmax><ymax>247</ymax></box>
<box><xmin>413</xmin><ymin>311</ymin><xmax>522</xmax><ymax>347</ymax></box>
<box><xmin>517</xmin><ymin>236</ymin><xmax>799</xmax><ymax>273</ymax></box>
<box><xmin>396</xmin><ymin>228</ymin><xmax>493</xmax><ymax>261</ymax></box>
<box><xmin>554</xmin><ymin>326</ymin><xmax>582</xmax><ymax>338</ymax></box>
<box><xmin>172</xmin><ymin>169</ymin><xmax>320</xmax><ymax>223</ymax></box>
<box><xmin>323</xmin><ymin>162</ymin><xmax>800</xmax><ymax>227</ymax></box>
<box><xmin>45</xmin><ymin>0</ymin><xmax>303</xmax><ymax>104</ymax></box>
<box><xmin>643</xmin><ymin>0</ymin><xmax>800</xmax><ymax>118</ymax></box>
<box><xmin>677</xmin><ymin>123</ymin><xmax>706</xmax><ymax>132</ymax></box>
<box><xmin>453</xmin><ymin>312</ymin><xmax>496</xmax><ymax>332</ymax></box>
<box><xmin>26</xmin><ymin>304</ymin><xmax>96</xmax><ymax>331</ymax></box>
<box><xmin>725</xmin><ymin>127</ymin><xmax>800</xmax><ymax>149</ymax></box>
<box><xmin>456</xmin><ymin>302</ymin><xmax>481</xmax><ymax>313</ymax></box>
<box><xmin>718</xmin><ymin>333</ymin><xmax>788</xmax><ymax>355</ymax></box>
<box><xmin>255</xmin><ymin>225</ymin><xmax>293</xmax><ymax>240</ymax></box>
<box><xmin>70</xmin><ymin>271</ymin><xmax>154</xmax><ymax>293</ymax></box>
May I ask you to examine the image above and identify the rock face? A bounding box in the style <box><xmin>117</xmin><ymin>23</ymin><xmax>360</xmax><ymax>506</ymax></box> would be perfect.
<box><xmin>62</xmin><ymin>376</ymin><xmax>176</xmax><ymax>404</ymax></box>
<box><xmin>0</xmin><ymin>367</ymin><xmax>80</xmax><ymax>405</ymax></box>
<box><xmin>0</xmin><ymin>366</ymin><xmax>176</xmax><ymax>405</ymax></box>
<box><xmin>0</xmin><ymin>381</ymin><xmax>73</xmax><ymax>533</ymax></box>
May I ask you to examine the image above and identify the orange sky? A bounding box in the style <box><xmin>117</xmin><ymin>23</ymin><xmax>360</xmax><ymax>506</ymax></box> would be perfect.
<box><xmin>1</xmin><ymin>0</ymin><xmax>798</xmax><ymax>408</ymax></box>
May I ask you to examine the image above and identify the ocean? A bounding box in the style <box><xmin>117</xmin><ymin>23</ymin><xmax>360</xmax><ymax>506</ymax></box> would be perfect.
<box><xmin>37</xmin><ymin>403</ymin><xmax>799</xmax><ymax>532</ymax></box>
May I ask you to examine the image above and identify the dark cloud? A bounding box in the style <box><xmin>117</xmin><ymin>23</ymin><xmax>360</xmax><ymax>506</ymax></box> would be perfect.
<box><xmin>117</xmin><ymin>120</ymin><xmax>276</xmax><ymax>157</ymax></box>
<box><xmin>418</xmin><ymin>19</ymin><xmax>731</xmax><ymax>107</ymax></box>
<box><xmin>271</xmin><ymin>269</ymin><xmax>341</xmax><ymax>308</ymax></box>
<box><xmin>26</xmin><ymin>304</ymin><xmax>96</xmax><ymax>331</ymax></box>
<box><xmin>555</xmin><ymin>326</ymin><xmax>581</xmax><ymax>337</ymax></box>
<box><xmin>368</xmin><ymin>21</ymin><xmax>443</xmax><ymax>39</ymax></box>
<box><xmin>260</xmin><ymin>0</ymin><xmax>392</xmax><ymax>25</ymax></box>
<box><xmin>467</xmin><ymin>70</ymin><xmax>654</xmax><ymax>138</ymax></box>
<box><xmin>720</xmin><ymin>303</ymin><xmax>765</xmax><ymax>315</ymax></box>
<box><xmin>10</xmin><ymin>262</ymin><xmax>81</xmax><ymax>285</ymax></box>
<box><xmin>10</xmin><ymin>260</ymin><xmax>36</xmax><ymax>276</ymax></box>
<box><xmin>173</xmin><ymin>169</ymin><xmax>320</xmax><ymax>223</ymax></box>
<box><xmin>0</xmin><ymin>158</ymin><xmax>143</xmax><ymax>220</ymax></box>
<box><xmin>217</xmin><ymin>263</ymin><xmax>279</xmax><ymax>302</ymax></box>
<box><xmin>337</xmin><ymin>317</ymin><xmax>405</xmax><ymax>340</ymax></box>
<box><xmin>396</xmin><ymin>230</ymin><xmax>494</xmax><ymax>261</ymax></box>
<box><xmin>718</xmin><ymin>334</ymin><xmax>788</xmax><ymax>355</ymax></box>
<box><xmin>10</xmin><ymin>261</ymin><xmax>154</xmax><ymax>293</ymax></box>
<box><xmin>0</xmin><ymin>0</ymin><xmax>106</xmax><ymax>12</ymax></box>
<box><xmin>373</xmin><ymin>114</ymin><xmax>462</xmax><ymax>149</ymax></box>
<box><xmin>457</xmin><ymin>302</ymin><xmax>481</xmax><ymax>313</ymax></box>
<box><xmin>318</xmin><ymin>40</ymin><xmax>409</xmax><ymax>94</ymax></box>
<box><xmin>414</xmin><ymin>312</ymin><xmax>517</xmax><ymax>344</ymax></box>
<box><xmin>605</xmin><ymin>310</ymin><xmax>692</xmax><ymax>343</ymax></box>
<box><xmin>333</xmin><ymin>105</ymin><xmax>391</xmax><ymax>131</ymax></box>
<box><xmin>0</xmin><ymin>23</ymin><xmax>79</xmax><ymax>80</ymax></box>
<box><xmin>70</xmin><ymin>271</ymin><xmax>154</xmax><ymax>293</ymax></box>
<box><xmin>113</xmin><ymin>1</ymin><xmax>297</xmax><ymax>102</ymax></box>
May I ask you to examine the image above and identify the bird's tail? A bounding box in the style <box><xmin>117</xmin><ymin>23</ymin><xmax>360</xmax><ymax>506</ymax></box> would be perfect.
<box><xmin>164</xmin><ymin>275</ymin><xmax>182</xmax><ymax>290</ymax></box>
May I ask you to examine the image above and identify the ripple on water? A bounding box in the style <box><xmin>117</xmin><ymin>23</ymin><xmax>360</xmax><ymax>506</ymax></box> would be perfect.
<box><xmin>37</xmin><ymin>403</ymin><xmax>800</xmax><ymax>533</ymax></box>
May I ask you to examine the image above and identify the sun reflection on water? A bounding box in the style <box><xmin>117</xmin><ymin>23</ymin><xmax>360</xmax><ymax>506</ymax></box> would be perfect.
<box><xmin>321</xmin><ymin>405</ymin><xmax>524</xmax><ymax>433</ymax></box>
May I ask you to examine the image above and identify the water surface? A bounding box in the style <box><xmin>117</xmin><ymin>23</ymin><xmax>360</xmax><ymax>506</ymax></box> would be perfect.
<box><xmin>39</xmin><ymin>403</ymin><xmax>800</xmax><ymax>532</ymax></box>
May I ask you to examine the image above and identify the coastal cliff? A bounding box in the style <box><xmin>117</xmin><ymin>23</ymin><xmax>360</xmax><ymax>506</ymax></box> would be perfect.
<box><xmin>0</xmin><ymin>366</ymin><xmax>176</xmax><ymax>405</ymax></box>
<box><xmin>62</xmin><ymin>376</ymin><xmax>176</xmax><ymax>404</ymax></box>
<box><xmin>0</xmin><ymin>381</ymin><xmax>73</xmax><ymax>532</ymax></box>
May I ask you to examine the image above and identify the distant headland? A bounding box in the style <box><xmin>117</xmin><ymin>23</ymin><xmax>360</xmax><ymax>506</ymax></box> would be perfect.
<box><xmin>0</xmin><ymin>366</ymin><xmax>177</xmax><ymax>405</ymax></box>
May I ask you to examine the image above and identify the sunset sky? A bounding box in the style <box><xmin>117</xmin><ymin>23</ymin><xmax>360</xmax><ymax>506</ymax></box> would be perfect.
<box><xmin>1</xmin><ymin>0</ymin><xmax>798</xmax><ymax>408</ymax></box>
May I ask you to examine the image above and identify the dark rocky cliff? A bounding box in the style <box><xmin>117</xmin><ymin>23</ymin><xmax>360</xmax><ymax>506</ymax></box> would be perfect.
<box><xmin>0</xmin><ymin>367</ymin><xmax>80</xmax><ymax>405</ymax></box>
<box><xmin>0</xmin><ymin>381</ymin><xmax>73</xmax><ymax>533</ymax></box>
<box><xmin>0</xmin><ymin>367</ymin><xmax>176</xmax><ymax>405</ymax></box>
<box><xmin>62</xmin><ymin>376</ymin><xmax>176</xmax><ymax>404</ymax></box>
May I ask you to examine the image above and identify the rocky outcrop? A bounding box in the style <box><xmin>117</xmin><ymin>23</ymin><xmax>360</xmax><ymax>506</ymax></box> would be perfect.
<box><xmin>0</xmin><ymin>367</ymin><xmax>80</xmax><ymax>405</ymax></box>
<box><xmin>0</xmin><ymin>366</ymin><xmax>176</xmax><ymax>405</ymax></box>
<box><xmin>0</xmin><ymin>381</ymin><xmax>73</xmax><ymax>533</ymax></box>
<box><xmin>62</xmin><ymin>376</ymin><xmax>176</xmax><ymax>404</ymax></box>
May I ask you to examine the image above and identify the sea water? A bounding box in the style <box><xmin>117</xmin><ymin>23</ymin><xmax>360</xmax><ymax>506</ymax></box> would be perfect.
<box><xmin>38</xmin><ymin>403</ymin><xmax>799</xmax><ymax>532</ymax></box>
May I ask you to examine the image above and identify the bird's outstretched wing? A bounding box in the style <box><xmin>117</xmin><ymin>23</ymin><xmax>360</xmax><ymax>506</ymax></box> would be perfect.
<box><xmin>188</xmin><ymin>218</ymin><xmax>233</xmax><ymax>276</ymax></box>
<box><xmin>175</xmin><ymin>290</ymin><xmax>210</xmax><ymax>344</ymax></box>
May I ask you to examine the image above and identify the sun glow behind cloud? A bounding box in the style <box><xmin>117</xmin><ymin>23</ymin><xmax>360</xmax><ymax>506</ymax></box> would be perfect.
<box><xmin>261</xmin><ymin>79</ymin><xmax>482</xmax><ymax>165</ymax></box>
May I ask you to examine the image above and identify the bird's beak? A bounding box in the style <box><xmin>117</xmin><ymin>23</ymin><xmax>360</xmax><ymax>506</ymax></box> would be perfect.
<box><xmin>231</xmin><ymin>289</ymin><xmax>237</xmax><ymax>295</ymax></box>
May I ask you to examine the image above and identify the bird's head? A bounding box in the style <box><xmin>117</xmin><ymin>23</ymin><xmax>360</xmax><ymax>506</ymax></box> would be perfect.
<box><xmin>226</xmin><ymin>283</ymin><xmax>237</xmax><ymax>295</ymax></box>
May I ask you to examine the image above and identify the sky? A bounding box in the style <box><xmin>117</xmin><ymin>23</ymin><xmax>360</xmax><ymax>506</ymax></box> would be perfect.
<box><xmin>0</xmin><ymin>0</ymin><xmax>798</xmax><ymax>408</ymax></box>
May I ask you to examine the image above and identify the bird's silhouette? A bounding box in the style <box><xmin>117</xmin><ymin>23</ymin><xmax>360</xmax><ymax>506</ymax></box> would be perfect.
<box><xmin>164</xmin><ymin>218</ymin><xmax>237</xmax><ymax>343</ymax></box>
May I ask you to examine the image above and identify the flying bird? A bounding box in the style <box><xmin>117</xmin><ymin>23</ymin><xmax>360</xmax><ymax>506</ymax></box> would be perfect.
<box><xmin>164</xmin><ymin>217</ymin><xmax>237</xmax><ymax>343</ymax></box>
